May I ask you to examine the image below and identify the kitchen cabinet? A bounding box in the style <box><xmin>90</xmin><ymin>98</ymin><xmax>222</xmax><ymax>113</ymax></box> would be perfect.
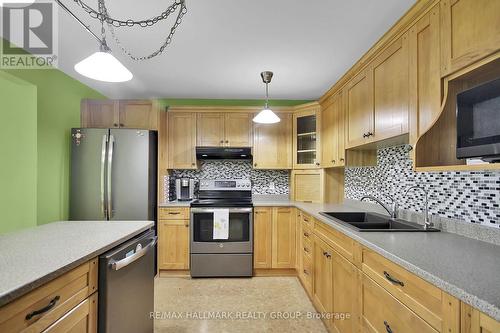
<box><xmin>253</xmin><ymin>113</ymin><xmax>293</xmax><ymax>169</ymax></box>
<box><xmin>253</xmin><ymin>207</ymin><xmax>273</xmax><ymax>269</ymax></box>
<box><xmin>158</xmin><ymin>208</ymin><xmax>190</xmax><ymax>270</ymax></box>
<box><xmin>321</xmin><ymin>91</ymin><xmax>345</xmax><ymax>168</ymax></box>
<box><xmin>293</xmin><ymin>104</ymin><xmax>321</xmax><ymax>169</ymax></box>
<box><xmin>0</xmin><ymin>259</ymin><xmax>98</xmax><ymax>333</ymax></box>
<box><xmin>345</xmin><ymin>69</ymin><xmax>373</xmax><ymax>147</ymax></box>
<box><xmin>290</xmin><ymin>169</ymin><xmax>324</xmax><ymax>203</ymax></box>
<box><xmin>197</xmin><ymin>112</ymin><xmax>253</xmax><ymax>147</ymax></box>
<box><xmin>298</xmin><ymin>212</ymin><xmax>314</xmax><ymax>296</ymax></box>
<box><xmin>313</xmin><ymin>236</ymin><xmax>333</xmax><ymax>315</ymax></box>
<box><xmin>409</xmin><ymin>4</ymin><xmax>441</xmax><ymax>150</ymax></box>
<box><xmin>253</xmin><ymin>207</ymin><xmax>295</xmax><ymax>269</ymax></box>
<box><xmin>461</xmin><ymin>303</ymin><xmax>500</xmax><ymax>333</ymax></box>
<box><xmin>81</xmin><ymin>99</ymin><xmax>158</xmax><ymax>129</ymax></box>
<box><xmin>167</xmin><ymin>112</ymin><xmax>197</xmax><ymax>169</ymax></box>
<box><xmin>372</xmin><ymin>33</ymin><xmax>409</xmax><ymax>141</ymax></box>
<box><xmin>440</xmin><ymin>0</ymin><xmax>500</xmax><ymax>76</ymax></box>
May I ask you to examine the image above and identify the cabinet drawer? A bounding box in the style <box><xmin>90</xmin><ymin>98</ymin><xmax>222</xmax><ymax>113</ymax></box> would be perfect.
<box><xmin>159</xmin><ymin>207</ymin><xmax>190</xmax><ymax>220</ymax></box>
<box><xmin>362</xmin><ymin>248</ymin><xmax>445</xmax><ymax>331</ymax></box>
<box><xmin>301</xmin><ymin>255</ymin><xmax>313</xmax><ymax>295</ymax></box>
<box><xmin>43</xmin><ymin>293</ymin><xmax>97</xmax><ymax>333</ymax></box>
<box><xmin>362</xmin><ymin>273</ymin><xmax>438</xmax><ymax>333</ymax></box>
<box><xmin>302</xmin><ymin>235</ymin><xmax>313</xmax><ymax>259</ymax></box>
<box><xmin>0</xmin><ymin>259</ymin><xmax>98</xmax><ymax>333</ymax></box>
<box><xmin>301</xmin><ymin>212</ymin><xmax>313</xmax><ymax>228</ymax></box>
<box><xmin>314</xmin><ymin>221</ymin><xmax>354</xmax><ymax>262</ymax></box>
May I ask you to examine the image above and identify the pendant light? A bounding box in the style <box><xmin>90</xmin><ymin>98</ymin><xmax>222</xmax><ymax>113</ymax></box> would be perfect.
<box><xmin>253</xmin><ymin>71</ymin><xmax>280</xmax><ymax>124</ymax></box>
<box><xmin>74</xmin><ymin>39</ymin><xmax>133</xmax><ymax>83</ymax></box>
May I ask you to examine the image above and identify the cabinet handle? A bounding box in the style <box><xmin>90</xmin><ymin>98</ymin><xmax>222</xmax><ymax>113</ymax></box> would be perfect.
<box><xmin>367</xmin><ymin>132</ymin><xmax>374</xmax><ymax>137</ymax></box>
<box><xmin>185</xmin><ymin>224</ymin><xmax>189</xmax><ymax>227</ymax></box>
<box><xmin>303</xmin><ymin>247</ymin><xmax>309</xmax><ymax>253</ymax></box>
<box><xmin>303</xmin><ymin>269</ymin><xmax>309</xmax><ymax>275</ymax></box>
<box><xmin>363</xmin><ymin>133</ymin><xmax>368</xmax><ymax>138</ymax></box>
<box><xmin>225</xmin><ymin>140</ymin><xmax>229</xmax><ymax>143</ymax></box>
<box><xmin>383</xmin><ymin>271</ymin><xmax>404</xmax><ymax>287</ymax></box>
<box><xmin>119</xmin><ymin>123</ymin><xmax>124</xmax><ymax>127</ymax></box>
<box><xmin>340</xmin><ymin>158</ymin><xmax>344</xmax><ymax>162</ymax></box>
<box><xmin>303</xmin><ymin>217</ymin><xmax>309</xmax><ymax>222</ymax></box>
<box><xmin>220</xmin><ymin>140</ymin><xmax>224</xmax><ymax>144</ymax></box>
<box><xmin>113</xmin><ymin>123</ymin><xmax>118</xmax><ymax>127</ymax></box>
<box><xmin>303</xmin><ymin>232</ymin><xmax>310</xmax><ymax>237</ymax></box>
<box><xmin>26</xmin><ymin>295</ymin><xmax>60</xmax><ymax>320</ymax></box>
<box><xmin>323</xmin><ymin>251</ymin><xmax>331</xmax><ymax>258</ymax></box>
<box><xmin>315</xmin><ymin>162</ymin><xmax>320</xmax><ymax>166</ymax></box>
<box><xmin>168</xmin><ymin>212</ymin><xmax>181</xmax><ymax>215</ymax></box>
<box><xmin>254</xmin><ymin>163</ymin><xmax>257</xmax><ymax>167</ymax></box>
<box><xmin>384</xmin><ymin>321</ymin><xmax>393</xmax><ymax>333</ymax></box>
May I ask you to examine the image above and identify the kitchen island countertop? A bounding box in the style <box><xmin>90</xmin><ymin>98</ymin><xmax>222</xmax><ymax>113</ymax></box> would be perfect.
<box><xmin>0</xmin><ymin>220</ymin><xmax>153</xmax><ymax>307</ymax></box>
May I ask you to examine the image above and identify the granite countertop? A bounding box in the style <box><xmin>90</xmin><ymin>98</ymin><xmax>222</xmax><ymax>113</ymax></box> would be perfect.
<box><xmin>257</xmin><ymin>198</ymin><xmax>500</xmax><ymax>321</ymax></box>
<box><xmin>0</xmin><ymin>220</ymin><xmax>153</xmax><ymax>307</ymax></box>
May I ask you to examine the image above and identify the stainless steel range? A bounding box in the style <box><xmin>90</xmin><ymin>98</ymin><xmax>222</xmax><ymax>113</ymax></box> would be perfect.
<box><xmin>190</xmin><ymin>179</ymin><xmax>253</xmax><ymax>277</ymax></box>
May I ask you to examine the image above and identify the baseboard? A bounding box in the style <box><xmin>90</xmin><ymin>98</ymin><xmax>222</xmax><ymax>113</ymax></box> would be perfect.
<box><xmin>158</xmin><ymin>270</ymin><xmax>191</xmax><ymax>277</ymax></box>
<box><xmin>253</xmin><ymin>268</ymin><xmax>298</xmax><ymax>277</ymax></box>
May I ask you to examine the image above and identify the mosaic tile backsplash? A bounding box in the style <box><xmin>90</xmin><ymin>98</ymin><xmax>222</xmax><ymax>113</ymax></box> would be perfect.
<box><xmin>164</xmin><ymin>160</ymin><xmax>289</xmax><ymax>199</ymax></box>
<box><xmin>345</xmin><ymin>145</ymin><xmax>500</xmax><ymax>229</ymax></box>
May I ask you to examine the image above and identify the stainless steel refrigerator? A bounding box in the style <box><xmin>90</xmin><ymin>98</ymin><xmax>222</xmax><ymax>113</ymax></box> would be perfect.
<box><xmin>70</xmin><ymin>128</ymin><xmax>157</xmax><ymax>221</ymax></box>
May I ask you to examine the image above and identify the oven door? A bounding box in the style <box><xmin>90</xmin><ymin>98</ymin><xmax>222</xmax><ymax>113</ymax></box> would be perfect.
<box><xmin>190</xmin><ymin>207</ymin><xmax>253</xmax><ymax>254</ymax></box>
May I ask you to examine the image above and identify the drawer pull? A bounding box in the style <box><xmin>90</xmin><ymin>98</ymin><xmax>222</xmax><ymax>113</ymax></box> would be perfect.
<box><xmin>303</xmin><ymin>269</ymin><xmax>309</xmax><ymax>275</ymax></box>
<box><xmin>168</xmin><ymin>212</ymin><xmax>181</xmax><ymax>215</ymax></box>
<box><xmin>384</xmin><ymin>271</ymin><xmax>404</xmax><ymax>287</ymax></box>
<box><xmin>303</xmin><ymin>217</ymin><xmax>309</xmax><ymax>222</ymax></box>
<box><xmin>26</xmin><ymin>295</ymin><xmax>60</xmax><ymax>320</ymax></box>
<box><xmin>323</xmin><ymin>251</ymin><xmax>331</xmax><ymax>258</ymax></box>
<box><xmin>384</xmin><ymin>320</ymin><xmax>393</xmax><ymax>333</ymax></box>
<box><xmin>303</xmin><ymin>232</ymin><xmax>310</xmax><ymax>237</ymax></box>
<box><xmin>303</xmin><ymin>247</ymin><xmax>309</xmax><ymax>253</ymax></box>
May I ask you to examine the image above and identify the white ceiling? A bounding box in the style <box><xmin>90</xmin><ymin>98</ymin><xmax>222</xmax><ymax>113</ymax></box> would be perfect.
<box><xmin>56</xmin><ymin>0</ymin><xmax>416</xmax><ymax>100</ymax></box>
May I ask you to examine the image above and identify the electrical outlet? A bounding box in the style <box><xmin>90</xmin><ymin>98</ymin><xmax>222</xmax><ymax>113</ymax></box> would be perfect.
<box><xmin>269</xmin><ymin>181</ymin><xmax>275</xmax><ymax>192</ymax></box>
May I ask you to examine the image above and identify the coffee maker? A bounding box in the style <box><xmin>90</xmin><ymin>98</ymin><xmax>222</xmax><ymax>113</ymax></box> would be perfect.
<box><xmin>175</xmin><ymin>178</ymin><xmax>195</xmax><ymax>201</ymax></box>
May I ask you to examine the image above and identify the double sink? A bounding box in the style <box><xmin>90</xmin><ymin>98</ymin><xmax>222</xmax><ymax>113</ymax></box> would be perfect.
<box><xmin>319</xmin><ymin>212</ymin><xmax>440</xmax><ymax>232</ymax></box>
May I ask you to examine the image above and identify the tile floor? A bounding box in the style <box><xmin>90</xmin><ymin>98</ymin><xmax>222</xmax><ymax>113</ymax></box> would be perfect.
<box><xmin>154</xmin><ymin>276</ymin><xmax>328</xmax><ymax>333</ymax></box>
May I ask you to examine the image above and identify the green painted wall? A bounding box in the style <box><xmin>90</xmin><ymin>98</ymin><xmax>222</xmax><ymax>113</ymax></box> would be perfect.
<box><xmin>157</xmin><ymin>98</ymin><xmax>312</xmax><ymax>109</ymax></box>
<box><xmin>0</xmin><ymin>72</ymin><xmax>37</xmax><ymax>233</ymax></box>
<box><xmin>2</xmin><ymin>68</ymin><xmax>105</xmax><ymax>227</ymax></box>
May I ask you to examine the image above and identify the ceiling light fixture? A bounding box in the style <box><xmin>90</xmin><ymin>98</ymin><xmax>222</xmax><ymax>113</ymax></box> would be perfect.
<box><xmin>253</xmin><ymin>71</ymin><xmax>280</xmax><ymax>124</ymax></box>
<box><xmin>55</xmin><ymin>0</ymin><xmax>187</xmax><ymax>83</ymax></box>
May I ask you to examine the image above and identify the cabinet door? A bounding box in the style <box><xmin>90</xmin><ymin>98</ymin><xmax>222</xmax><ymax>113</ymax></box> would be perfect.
<box><xmin>253</xmin><ymin>208</ymin><xmax>273</xmax><ymax>269</ymax></box>
<box><xmin>372</xmin><ymin>33</ymin><xmax>409</xmax><ymax>141</ymax></box>
<box><xmin>313</xmin><ymin>236</ymin><xmax>333</xmax><ymax>316</ymax></box>
<box><xmin>409</xmin><ymin>5</ymin><xmax>441</xmax><ymax>149</ymax></box>
<box><xmin>167</xmin><ymin>112</ymin><xmax>197</xmax><ymax>169</ymax></box>
<box><xmin>158</xmin><ymin>220</ymin><xmax>190</xmax><ymax>270</ymax></box>
<box><xmin>461</xmin><ymin>303</ymin><xmax>500</xmax><ymax>333</ymax></box>
<box><xmin>197</xmin><ymin>113</ymin><xmax>225</xmax><ymax>147</ymax></box>
<box><xmin>118</xmin><ymin>100</ymin><xmax>157</xmax><ymax>129</ymax></box>
<box><xmin>224</xmin><ymin>113</ymin><xmax>253</xmax><ymax>147</ymax></box>
<box><xmin>43</xmin><ymin>293</ymin><xmax>98</xmax><ymax>333</ymax></box>
<box><xmin>440</xmin><ymin>0</ymin><xmax>500</xmax><ymax>76</ymax></box>
<box><xmin>271</xmin><ymin>207</ymin><xmax>295</xmax><ymax>268</ymax></box>
<box><xmin>290</xmin><ymin>169</ymin><xmax>323</xmax><ymax>203</ymax></box>
<box><xmin>293</xmin><ymin>109</ymin><xmax>320</xmax><ymax>169</ymax></box>
<box><xmin>361</xmin><ymin>274</ymin><xmax>438</xmax><ymax>333</ymax></box>
<box><xmin>81</xmin><ymin>99</ymin><xmax>119</xmax><ymax>128</ymax></box>
<box><xmin>345</xmin><ymin>70</ymin><xmax>373</xmax><ymax>148</ymax></box>
<box><xmin>331</xmin><ymin>251</ymin><xmax>359</xmax><ymax>333</ymax></box>
<box><xmin>253</xmin><ymin>113</ymin><xmax>292</xmax><ymax>169</ymax></box>
<box><xmin>320</xmin><ymin>97</ymin><xmax>336</xmax><ymax>168</ymax></box>
<box><xmin>337</xmin><ymin>92</ymin><xmax>346</xmax><ymax>166</ymax></box>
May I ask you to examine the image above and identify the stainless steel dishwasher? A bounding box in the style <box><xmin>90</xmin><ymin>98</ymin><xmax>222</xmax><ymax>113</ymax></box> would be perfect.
<box><xmin>99</xmin><ymin>229</ymin><xmax>156</xmax><ymax>333</ymax></box>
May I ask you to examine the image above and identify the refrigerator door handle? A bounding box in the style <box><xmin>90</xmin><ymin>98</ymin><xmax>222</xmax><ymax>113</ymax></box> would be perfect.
<box><xmin>107</xmin><ymin>134</ymin><xmax>115</xmax><ymax>219</ymax></box>
<box><xmin>100</xmin><ymin>134</ymin><xmax>108</xmax><ymax>219</ymax></box>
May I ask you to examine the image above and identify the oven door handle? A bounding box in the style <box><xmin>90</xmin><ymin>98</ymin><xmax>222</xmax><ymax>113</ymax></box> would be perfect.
<box><xmin>190</xmin><ymin>207</ymin><xmax>253</xmax><ymax>213</ymax></box>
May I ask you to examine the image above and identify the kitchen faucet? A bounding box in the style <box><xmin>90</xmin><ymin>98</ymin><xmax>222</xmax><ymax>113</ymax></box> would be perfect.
<box><xmin>404</xmin><ymin>185</ymin><xmax>433</xmax><ymax>229</ymax></box>
<box><xmin>360</xmin><ymin>195</ymin><xmax>398</xmax><ymax>219</ymax></box>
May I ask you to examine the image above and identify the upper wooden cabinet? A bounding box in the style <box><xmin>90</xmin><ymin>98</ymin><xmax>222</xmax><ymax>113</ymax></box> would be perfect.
<box><xmin>253</xmin><ymin>207</ymin><xmax>295</xmax><ymax>269</ymax></box>
<box><xmin>409</xmin><ymin>4</ymin><xmax>441</xmax><ymax>149</ymax></box>
<box><xmin>440</xmin><ymin>0</ymin><xmax>500</xmax><ymax>76</ymax></box>
<box><xmin>293</xmin><ymin>103</ymin><xmax>321</xmax><ymax>169</ymax></box>
<box><xmin>290</xmin><ymin>169</ymin><xmax>324</xmax><ymax>203</ymax></box>
<box><xmin>196</xmin><ymin>112</ymin><xmax>253</xmax><ymax>147</ymax></box>
<box><xmin>167</xmin><ymin>112</ymin><xmax>197</xmax><ymax>169</ymax></box>
<box><xmin>371</xmin><ymin>33</ymin><xmax>409</xmax><ymax>141</ymax></box>
<box><xmin>345</xmin><ymin>69</ymin><xmax>373</xmax><ymax>148</ymax></box>
<box><xmin>321</xmin><ymin>92</ymin><xmax>345</xmax><ymax>168</ymax></box>
<box><xmin>253</xmin><ymin>113</ymin><xmax>293</xmax><ymax>169</ymax></box>
<box><xmin>81</xmin><ymin>99</ymin><xmax>159</xmax><ymax>130</ymax></box>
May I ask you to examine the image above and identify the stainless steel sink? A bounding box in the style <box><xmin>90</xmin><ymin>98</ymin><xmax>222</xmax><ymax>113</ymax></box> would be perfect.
<box><xmin>319</xmin><ymin>212</ymin><xmax>440</xmax><ymax>232</ymax></box>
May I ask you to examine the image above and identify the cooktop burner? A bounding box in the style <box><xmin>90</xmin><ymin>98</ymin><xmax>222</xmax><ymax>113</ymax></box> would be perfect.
<box><xmin>190</xmin><ymin>199</ymin><xmax>253</xmax><ymax>208</ymax></box>
<box><xmin>191</xmin><ymin>179</ymin><xmax>253</xmax><ymax>208</ymax></box>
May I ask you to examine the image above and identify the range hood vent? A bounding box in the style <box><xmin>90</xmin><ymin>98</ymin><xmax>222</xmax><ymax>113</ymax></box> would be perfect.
<box><xmin>196</xmin><ymin>147</ymin><xmax>252</xmax><ymax>160</ymax></box>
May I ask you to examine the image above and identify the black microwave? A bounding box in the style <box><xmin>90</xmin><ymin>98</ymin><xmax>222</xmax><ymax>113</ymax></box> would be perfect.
<box><xmin>457</xmin><ymin>78</ymin><xmax>500</xmax><ymax>162</ymax></box>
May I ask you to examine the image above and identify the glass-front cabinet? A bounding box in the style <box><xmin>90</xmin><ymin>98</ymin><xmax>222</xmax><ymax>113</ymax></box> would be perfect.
<box><xmin>293</xmin><ymin>103</ymin><xmax>321</xmax><ymax>169</ymax></box>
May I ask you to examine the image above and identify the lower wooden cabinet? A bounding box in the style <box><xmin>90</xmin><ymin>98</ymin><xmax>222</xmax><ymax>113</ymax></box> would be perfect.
<box><xmin>313</xmin><ymin>236</ymin><xmax>333</xmax><ymax>314</ymax></box>
<box><xmin>461</xmin><ymin>303</ymin><xmax>500</xmax><ymax>333</ymax></box>
<box><xmin>253</xmin><ymin>207</ymin><xmax>295</xmax><ymax>270</ymax></box>
<box><xmin>331</xmin><ymin>251</ymin><xmax>359</xmax><ymax>333</ymax></box>
<box><xmin>0</xmin><ymin>258</ymin><xmax>98</xmax><ymax>333</ymax></box>
<box><xmin>158</xmin><ymin>219</ymin><xmax>190</xmax><ymax>270</ymax></box>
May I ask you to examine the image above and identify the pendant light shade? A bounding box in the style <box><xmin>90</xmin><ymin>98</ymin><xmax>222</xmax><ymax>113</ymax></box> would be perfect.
<box><xmin>253</xmin><ymin>71</ymin><xmax>280</xmax><ymax>124</ymax></box>
<box><xmin>74</xmin><ymin>42</ymin><xmax>133</xmax><ymax>82</ymax></box>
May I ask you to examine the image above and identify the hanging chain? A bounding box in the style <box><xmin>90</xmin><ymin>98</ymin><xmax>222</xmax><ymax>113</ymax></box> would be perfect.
<box><xmin>72</xmin><ymin>0</ymin><xmax>187</xmax><ymax>60</ymax></box>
